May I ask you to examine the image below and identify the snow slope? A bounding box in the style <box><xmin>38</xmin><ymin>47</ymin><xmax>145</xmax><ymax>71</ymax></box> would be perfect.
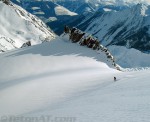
<box><xmin>0</xmin><ymin>1</ymin><xmax>55</xmax><ymax>52</ymax></box>
<box><xmin>108</xmin><ymin>45</ymin><xmax>150</xmax><ymax>68</ymax></box>
<box><xmin>0</xmin><ymin>36</ymin><xmax>150</xmax><ymax>122</ymax></box>
<box><xmin>0</xmin><ymin>35</ymin><xmax>119</xmax><ymax>115</ymax></box>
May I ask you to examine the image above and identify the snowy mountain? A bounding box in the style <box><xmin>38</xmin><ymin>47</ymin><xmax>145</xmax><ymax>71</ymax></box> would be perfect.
<box><xmin>56</xmin><ymin>0</ymin><xmax>97</xmax><ymax>14</ymax></box>
<box><xmin>75</xmin><ymin>3</ymin><xmax>150</xmax><ymax>52</ymax></box>
<box><xmin>0</xmin><ymin>0</ymin><xmax>56</xmax><ymax>52</ymax></box>
<box><xmin>0</xmin><ymin>1</ymin><xmax>150</xmax><ymax>120</ymax></box>
<box><xmin>43</xmin><ymin>0</ymin><xmax>150</xmax><ymax>13</ymax></box>
<box><xmin>11</xmin><ymin>0</ymin><xmax>78</xmax><ymax>35</ymax></box>
<box><xmin>10</xmin><ymin>0</ymin><xmax>150</xmax><ymax>36</ymax></box>
<box><xmin>0</xmin><ymin>34</ymin><xmax>150</xmax><ymax>122</ymax></box>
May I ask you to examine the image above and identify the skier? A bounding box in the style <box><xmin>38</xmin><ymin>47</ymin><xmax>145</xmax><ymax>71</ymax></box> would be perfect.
<box><xmin>114</xmin><ymin>77</ymin><xmax>117</xmax><ymax>81</ymax></box>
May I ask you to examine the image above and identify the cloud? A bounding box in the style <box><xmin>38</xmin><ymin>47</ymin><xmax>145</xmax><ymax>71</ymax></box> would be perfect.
<box><xmin>120</xmin><ymin>0</ymin><xmax>150</xmax><ymax>4</ymax></box>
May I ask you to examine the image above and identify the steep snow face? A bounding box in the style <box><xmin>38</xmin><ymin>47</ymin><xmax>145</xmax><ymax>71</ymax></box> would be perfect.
<box><xmin>11</xmin><ymin>0</ymin><xmax>78</xmax><ymax>35</ymax></box>
<box><xmin>0</xmin><ymin>1</ymin><xmax>55</xmax><ymax>52</ymax></box>
<box><xmin>77</xmin><ymin>3</ymin><xmax>150</xmax><ymax>52</ymax></box>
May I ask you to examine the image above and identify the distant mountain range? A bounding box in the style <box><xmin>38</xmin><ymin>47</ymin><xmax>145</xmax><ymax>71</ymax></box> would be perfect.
<box><xmin>9</xmin><ymin>0</ymin><xmax>150</xmax><ymax>53</ymax></box>
<box><xmin>72</xmin><ymin>3</ymin><xmax>150</xmax><ymax>52</ymax></box>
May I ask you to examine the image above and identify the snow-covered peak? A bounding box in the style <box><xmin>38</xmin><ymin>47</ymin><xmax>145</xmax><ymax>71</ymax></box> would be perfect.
<box><xmin>54</xmin><ymin>5</ymin><xmax>78</xmax><ymax>16</ymax></box>
<box><xmin>76</xmin><ymin>3</ymin><xmax>150</xmax><ymax>52</ymax></box>
<box><xmin>0</xmin><ymin>1</ymin><xmax>56</xmax><ymax>52</ymax></box>
<box><xmin>130</xmin><ymin>3</ymin><xmax>148</xmax><ymax>16</ymax></box>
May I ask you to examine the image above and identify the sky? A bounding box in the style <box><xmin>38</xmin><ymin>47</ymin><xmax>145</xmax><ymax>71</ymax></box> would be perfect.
<box><xmin>97</xmin><ymin>0</ymin><xmax>150</xmax><ymax>4</ymax></box>
<box><xmin>81</xmin><ymin>0</ymin><xmax>150</xmax><ymax>5</ymax></box>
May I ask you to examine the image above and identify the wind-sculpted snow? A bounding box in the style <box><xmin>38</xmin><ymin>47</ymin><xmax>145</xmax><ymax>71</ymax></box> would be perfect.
<box><xmin>0</xmin><ymin>1</ymin><xmax>56</xmax><ymax>52</ymax></box>
<box><xmin>0</xmin><ymin>36</ymin><xmax>150</xmax><ymax>122</ymax></box>
<box><xmin>0</xmin><ymin>36</ymin><xmax>119</xmax><ymax>115</ymax></box>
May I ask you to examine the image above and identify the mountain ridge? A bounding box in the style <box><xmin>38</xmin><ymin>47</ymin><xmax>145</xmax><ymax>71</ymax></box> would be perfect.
<box><xmin>0</xmin><ymin>0</ymin><xmax>56</xmax><ymax>52</ymax></box>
